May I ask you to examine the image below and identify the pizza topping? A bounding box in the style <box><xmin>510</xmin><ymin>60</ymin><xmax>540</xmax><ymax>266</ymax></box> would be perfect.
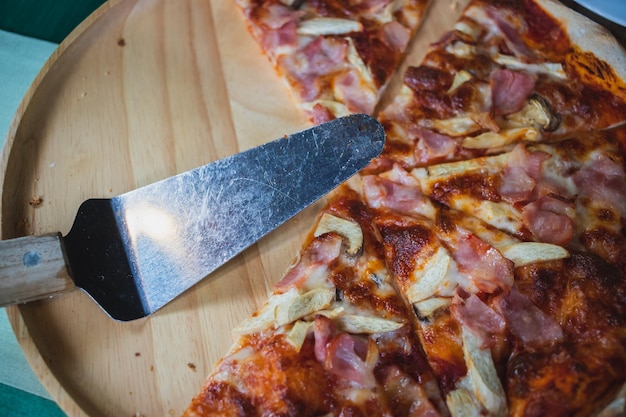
<box><xmin>313</xmin><ymin>315</ymin><xmax>378</xmax><ymax>388</ymax></box>
<box><xmin>362</xmin><ymin>166</ymin><xmax>436</xmax><ymax>218</ymax></box>
<box><xmin>315</xmin><ymin>213</ymin><xmax>364</xmax><ymax>255</ymax></box>
<box><xmin>495</xmin><ymin>287</ymin><xmax>564</xmax><ymax>347</ymax></box>
<box><xmin>413</xmin><ymin>297</ymin><xmax>451</xmax><ymax>320</ymax></box>
<box><xmin>506</xmin><ymin>95</ymin><xmax>560</xmax><ymax>131</ymax></box>
<box><xmin>415</xmin><ymin>128</ymin><xmax>459</xmax><ymax>164</ymax></box>
<box><xmin>450</xmin><ymin>293</ymin><xmax>505</xmax><ymax>348</ymax></box>
<box><xmin>296</xmin><ymin>17</ymin><xmax>363</xmax><ymax>36</ymax></box>
<box><xmin>275</xmin><ymin>234</ymin><xmax>343</xmax><ymax>292</ymax></box>
<box><xmin>232</xmin><ymin>289</ymin><xmax>301</xmax><ymax>335</ymax></box>
<box><xmin>460</xmin><ymin>327</ymin><xmax>508</xmax><ymax>416</ymax></box>
<box><xmin>574</xmin><ymin>151</ymin><xmax>626</xmax><ymax>217</ymax></box>
<box><xmin>461</xmin><ymin>126</ymin><xmax>539</xmax><ymax>149</ymax></box>
<box><xmin>333</xmin><ymin>67</ymin><xmax>377</xmax><ymax>114</ymax></box>
<box><xmin>448</xmin><ymin>70</ymin><xmax>474</xmax><ymax>94</ymax></box>
<box><xmin>499</xmin><ymin>143</ymin><xmax>550</xmax><ymax>203</ymax></box>
<box><xmin>446</xmin><ymin>229</ymin><xmax>514</xmax><ymax>293</ymax></box>
<box><xmin>419</xmin><ymin>115</ymin><xmax>483</xmax><ymax>138</ymax></box>
<box><xmin>493</xmin><ymin>54</ymin><xmax>566</xmax><ymax>79</ymax></box>
<box><xmin>445</xmin><ymin>388</ymin><xmax>484</xmax><ymax>417</ymax></box>
<box><xmin>521</xmin><ymin>194</ymin><xmax>575</xmax><ymax>245</ymax></box>
<box><xmin>380</xmin><ymin>365</ymin><xmax>442</xmax><ymax>417</ymax></box>
<box><xmin>490</xmin><ymin>68</ymin><xmax>536</xmax><ymax>116</ymax></box>
<box><xmin>280</xmin><ymin>36</ymin><xmax>349</xmax><ymax>101</ymax></box>
<box><xmin>334</xmin><ymin>314</ymin><xmax>405</xmax><ymax>334</ymax></box>
<box><xmin>275</xmin><ymin>287</ymin><xmax>336</xmax><ymax>327</ymax></box>
<box><xmin>498</xmin><ymin>242</ymin><xmax>569</xmax><ymax>267</ymax></box>
<box><xmin>406</xmin><ymin>246</ymin><xmax>463</xmax><ymax>303</ymax></box>
<box><xmin>286</xmin><ymin>320</ymin><xmax>314</xmax><ymax>351</ymax></box>
<box><xmin>381</xmin><ymin>20</ymin><xmax>411</xmax><ymax>52</ymax></box>
<box><xmin>255</xmin><ymin>2</ymin><xmax>302</xmax><ymax>51</ymax></box>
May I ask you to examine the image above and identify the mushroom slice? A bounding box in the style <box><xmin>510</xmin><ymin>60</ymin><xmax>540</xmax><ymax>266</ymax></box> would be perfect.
<box><xmin>275</xmin><ymin>287</ymin><xmax>335</xmax><ymax>327</ymax></box>
<box><xmin>413</xmin><ymin>297</ymin><xmax>451</xmax><ymax>320</ymax></box>
<box><xmin>507</xmin><ymin>95</ymin><xmax>560</xmax><ymax>131</ymax></box>
<box><xmin>406</xmin><ymin>246</ymin><xmax>459</xmax><ymax>303</ymax></box>
<box><xmin>232</xmin><ymin>288</ymin><xmax>300</xmax><ymax>335</ymax></box>
<box><xmin>493</xmin><ymin>54</ymin><xmax>566</xmax><ymax>79</ymax></box>
<box><xmin>446</xmin><ymin>387</ymin><xmax>484</xmax><ymax>417</ymax></box>
<box><xmin>297</xmin><ymin>17</ymin><xmax>363</xmax><ymax>36</ymax></box>
<box><xmin>419</xmin><ymin>114</ymin><xmax>483</xmax><ymax>137</ymax></box>
<box><xmin>499</xmin><ymin>242</ymin><xmax>569</xmax><ymax>267</ymax></box>
<box><xmin>461</xmin><ymin>327</ymin><xmax>508</xmax><ymax>416</ymax></box>
<box><xmin>462</xmin><ymin>127</ymin><xmax>540</xmax><ymax>149</ymax></box>
<box><xmin>335</xmin><ymin>314</ymin><xmax>404</xmax><ymax>334</ymax></box>
<box><xmin>285</xmin><ymin>320</ymin><xmax>314</xmax><ymax>351</ymax></box>
<box><xmin>448</xmin><ymin>70</ymin><xmax>473</xmax><ymax>94</ymax></box>
<box><xmin>315</xmin><ymin>213</ymin><xmax>363</xmax><ymax>255</ymax></box>
<box><xmin>318</xmin><ymin>307</ymin><xmax>404</xmax><ymax>334</ymax></box>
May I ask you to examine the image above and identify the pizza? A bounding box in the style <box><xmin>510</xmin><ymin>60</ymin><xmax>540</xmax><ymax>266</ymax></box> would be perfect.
<box><xmin>231</xmin><ymin>0</ymin><xmax>432</xmax><ymax>124</ymax></box>
<box><xmin>182</xmin><ymin>0</ymin><xmax>626</xmax><ymax>416</ymax></box>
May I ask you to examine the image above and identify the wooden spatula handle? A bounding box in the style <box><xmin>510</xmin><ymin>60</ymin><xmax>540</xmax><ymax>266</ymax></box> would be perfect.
<box><xmin>0</xmin><ymin>233</ymin><xmax>75</xmax><ymax>306</ymax></box>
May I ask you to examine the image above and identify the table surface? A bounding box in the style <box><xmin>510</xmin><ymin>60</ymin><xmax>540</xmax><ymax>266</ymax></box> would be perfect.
<box><xmin>0</xmin><ymin>1</ymin><xmax>623</xmax><ymax>416</ymax></box>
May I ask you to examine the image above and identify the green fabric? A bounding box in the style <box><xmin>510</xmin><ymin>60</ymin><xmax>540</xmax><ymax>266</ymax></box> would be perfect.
<box><xmin>0</xmin><ymin>0</ymin><xmax>105</xmax><ymax>43</ymax></box>
<box><xmin>0</xmin><ymin>383</ymin><xmax>67</xmax><ymax>417</ymax></box>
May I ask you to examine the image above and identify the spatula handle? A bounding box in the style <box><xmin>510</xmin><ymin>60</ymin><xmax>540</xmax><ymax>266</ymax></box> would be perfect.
<box><xmin>0</xmin><ymin>233</ymin><xmax>75</xmax><ymax>306</ymax></box>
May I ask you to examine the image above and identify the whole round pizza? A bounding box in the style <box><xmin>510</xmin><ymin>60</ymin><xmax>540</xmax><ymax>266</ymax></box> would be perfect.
<box><xmin>182</xmin><ymin>0</ymin><xmax>626</xmax><ymax>416</ymax></box>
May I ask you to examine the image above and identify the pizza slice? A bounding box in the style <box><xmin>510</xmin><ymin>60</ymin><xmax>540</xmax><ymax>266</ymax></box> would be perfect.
<box><xmin>231</xmin><ymin>0</ymin><xmax>432</xmax><ymax>123</ymax></box>
<box><xmin>368</xmin><ymin>0</ymin><xmax>626</xmax><ymax>173</ymax></box>
<box><xmin>182</xmin><ymin>185</ymin><xmax>449</xmax><ymax>416</ymax></box>
<box><xmin>410</xmin><ymin>126</ymin><xmax>626</xmax><ymax>270</ymax></box>
<box><xmin>361</xmin><ymin>165</ymin><xmax>626</xmax><ymax>416</ymax></box>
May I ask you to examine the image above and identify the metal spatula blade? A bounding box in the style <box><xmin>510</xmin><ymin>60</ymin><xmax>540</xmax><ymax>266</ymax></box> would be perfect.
<box><xmin>0</xmin><ymin>114</ymin><xmax>385</xmax><ymax>320</ymax></box>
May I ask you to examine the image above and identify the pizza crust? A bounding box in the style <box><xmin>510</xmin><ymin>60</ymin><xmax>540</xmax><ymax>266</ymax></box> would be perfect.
<box><xmin>535</xmin><ymin>0</ymin><xmax>626</xmax><ymax>84</ymax></box>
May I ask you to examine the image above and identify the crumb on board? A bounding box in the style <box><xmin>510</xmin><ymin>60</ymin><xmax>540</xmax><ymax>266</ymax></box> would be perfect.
<box><xmin>187</xmin><ymin>362</ymin><xmax>197</xmax><ymax>371</ymax></box>
<box><xmin>135</xmin><ymin>352</ymin><xmax>141</xmax><ymax>357</ymax></box>
<box><xmin>29</xmin><ymin>196</ymin><xmax>43</xmax><ymax>208</ymax></box>
<box><xmin>118</xmin><ymin>38</ymin><xmax>126</xmax><ymax>47</ymax></box>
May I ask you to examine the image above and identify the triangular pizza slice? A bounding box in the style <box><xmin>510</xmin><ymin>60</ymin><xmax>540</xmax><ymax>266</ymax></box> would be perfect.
<box><xmin>232</xmin><ymin>0</ymin><xmax>432</xmax><ymax>123</ymax></box>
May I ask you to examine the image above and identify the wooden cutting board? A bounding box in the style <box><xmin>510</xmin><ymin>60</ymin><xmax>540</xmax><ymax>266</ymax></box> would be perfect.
<box><xmin>1</xmin><ymin>0</ymin><xmax>468</xmax><ymax>415</ymax></box>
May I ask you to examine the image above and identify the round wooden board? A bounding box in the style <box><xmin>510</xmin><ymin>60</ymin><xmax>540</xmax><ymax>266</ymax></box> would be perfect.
<box><xmin>1</xmin><ymin>0</ymin><xmax>467</xmax><ymax>415</ymax></box>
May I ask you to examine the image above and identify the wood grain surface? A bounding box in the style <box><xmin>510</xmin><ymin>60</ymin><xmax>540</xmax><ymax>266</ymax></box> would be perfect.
<box><xmin>0</xmin><ymin>0</ymin><xmax>497</xmax><ymax>415</ymax></box>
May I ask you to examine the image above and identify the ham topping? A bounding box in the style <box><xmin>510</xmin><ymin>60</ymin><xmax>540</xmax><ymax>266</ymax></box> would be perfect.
<box><xmin>495</xmin><ymin>287</ymin><xmax>564</xmax><ymax>347</ymax></box>
<box><xmin>275</xmin><ymin>234</ymin><xmax>342</xmax><ymax>292</ymax></box>
<box><xmin>256</xmin><ymin>3</ymin><xmax>302</xmax><ymax>50</ymax></box>
<box><xmin>314</xmin><ymin>315</ymin><xmax>378</xmax><ymax>388</ymax></box>
<box><xmin>448</xmin><ymin>229</ymin><xmax>514</xmax><ymax>293</ymax></box>
<box><xmin>485</xmin><ymin>8</ymin><xmax>532</xmax><ymax>57</ymax></box>
<box><xmin>499</xmin><ymin>144</ymin><xmax>550</xmax><ymax>202</ymax></box>
<box><xmin>382</xmin><ymin>21</ymin><xmax>411</xmax><ymax>52</ymax></box>
<box><xmin>490</xmin><ymin>68</ymin><xmax>536</xmax><ymax>116</ymax></box>
<box><xmin>450</xmin><ymin>293</ymin><xmax>506</xmax><ymax>348</ymax></box>
<box><xmin>413</xmin><ymin>127</ymin><xmax>458</xmax><ymax>165</ymax></box>
<box><xmin>362</xmin><ymin>165</ymin><xmax>434</xmax><ymax>218</ymax></box>
<box><xmin>574</xmin><ymin>152</ymin><xmax>626</xmax><ymax>217</ymax></box>
<box><xmin>521</xmin><ymin>195</ymin><xmax>574</xmax><ymax>245</ymax></box>
<box><xmin>333</xmin><ymin>68</ymin><xmax>376</xmax><ymax>114</ymax></box>
<box><xmin>281</xmin><ymin>36</ymin><xmax>348</xmax><ymax>101</ymax></box>
<box><xmin>309</xmin><ymin>102</ymin><xmax>336</xmax><ymax>124</ymax></box>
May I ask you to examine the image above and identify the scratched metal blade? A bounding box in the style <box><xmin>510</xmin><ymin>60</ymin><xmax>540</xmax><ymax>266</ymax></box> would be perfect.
<box><xmin>64</xmin><ymin>114</ymin><xmax>385</xmax><ymax>320</ymax></box>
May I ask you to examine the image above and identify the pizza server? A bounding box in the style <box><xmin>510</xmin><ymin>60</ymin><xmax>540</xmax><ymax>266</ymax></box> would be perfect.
<box><xmin>0</xmin><ymin>114</ymin><xmax>385</xmax><ymax>321</ymax></box>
